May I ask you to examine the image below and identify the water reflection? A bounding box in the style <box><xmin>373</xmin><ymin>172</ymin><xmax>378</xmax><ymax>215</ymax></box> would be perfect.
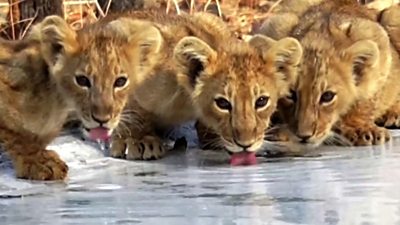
<box><xmin>1</xmin><ymin>136</ymin><xmax>400</xmax><ymax>224</ymax></box>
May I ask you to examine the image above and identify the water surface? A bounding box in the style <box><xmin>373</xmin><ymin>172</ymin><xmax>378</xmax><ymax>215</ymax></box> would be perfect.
<box><xmin>1</xmin><ymin>132</ymin><xmax>400</xmax><ymax>225</ymax></box>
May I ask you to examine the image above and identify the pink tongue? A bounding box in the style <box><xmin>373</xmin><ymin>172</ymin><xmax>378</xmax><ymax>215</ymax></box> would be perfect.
<box><xmin>230</xmin><ymin>152</ymin><xmax>257</xmax><ymax>166</ymax></box>
<box><xmin>88</xmin><ymin>127</ymin><xmax>110</xmax><ymax>141</ymax></box>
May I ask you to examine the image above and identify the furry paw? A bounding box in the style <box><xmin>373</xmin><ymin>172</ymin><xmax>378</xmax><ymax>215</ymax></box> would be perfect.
<box><xmin>336</xmin><ymin>124</ymin><xmax>391</xmax><ymax>146</ymax></box>
<box><xmin>127</xmin><ymin>136</ymin><xmax>166</xmax><ymax>160</ymax></box>
<box><xmin>14</xmin><ymin>150</ymin><xmax>68</xmax><ymax>180</ymax></box>
<box><xmin>376</xmin><ymin>111</ymin><xmax>400</xmax><ymax>128</ymax></box>
<box><xmin>110</xmin><ymin>136</ymin><xmax>126</xmax><ymax>159</ymax></box>
<box><xmin>111</xmin><ymin>135</ymin><xmax>166</xmax><ymax>160</ymax></box>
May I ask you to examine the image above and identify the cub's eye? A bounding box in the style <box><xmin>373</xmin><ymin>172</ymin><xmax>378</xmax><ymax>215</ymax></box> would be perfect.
<box><xmin>287</xmin><ymin>89</ymin><xmax>297</xmax><ymax>102</ymax></box>
<box><xmin>255</xmin><ymin>96</ymin><xmax>269</xmax><ymax>109</ymax></box>
<box><xmin>75</xmin><ymin>75</ymin><xmax>91</xmax><ymax>88</ymax></box>
<box><xmin>114</xmin><ymin>77</ymin><xmax>128</xmax><ymax>88</ymax></box>
<box><xmin>214</xmin><ymin>97</ymin><xmax>232</xmax><ymax>111</ymax></box>
<box><xmin>320</xmin><ymin>91</ymin><xmax>336</xmax><ymax>104</ymax></box>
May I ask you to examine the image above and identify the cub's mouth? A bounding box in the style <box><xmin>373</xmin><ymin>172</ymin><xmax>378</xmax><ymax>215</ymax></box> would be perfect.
<box><xmin>221</xmin><ymin>138</ymin><xmax>263</xmax><ymax>166</ymax></box>
<box><xmin>83</xmin><ymin>127</ymin><xmax>113</xmax><ymax>141</ymax></box>
<box><xmin>297</xmin><ymin>131</ymin><xmax>331</xmax><ymax>147</ymax></box>
<box><xmin>227</xmin><ymin>151</ymin><xmax>258</xmax><ymax>166</ymax></box>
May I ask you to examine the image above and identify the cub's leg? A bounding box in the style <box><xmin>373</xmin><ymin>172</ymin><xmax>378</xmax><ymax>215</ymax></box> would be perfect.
<box><xmin>379</xmin><ymin>4</ymin><xmax>400</xmax><ymax>58</ymax></box>
<box><xmin>376</xmin><ymin>98</ymin><xmax>400</xmax><ymax>128</ymax></box>
<box><xmin>334</xmin><ymin>101</ymin><xmax>391</xmax><ymax>146</ymax></box>
<box><xmin>0</xmin><ymin>128</ymin><xmax>68</xmax><ymax>180</ymax></box>
<box><xmin>111</xmin><ymin>100</ymin><xmax>166</xmax><ymax>160</ymax></box>
<box><xmin>112</xmin><ymin>135</ymin><xmax>165</xmax><ymax>160</ymax></box>
<box><xmin>374</xmin><ymin>5</ymin><xmax>400</xmax><ymax>128</ymax></box>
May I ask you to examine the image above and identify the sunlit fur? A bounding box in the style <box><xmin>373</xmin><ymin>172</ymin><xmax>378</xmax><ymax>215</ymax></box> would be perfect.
<box><xmin>94</xmin><ymin>11</ymin><xmax>303</xmax><ymax>159</ymax></box>
<box><xmin>259</xmin><ymin>0</ymin><xmax>400</xmax><ymax>149</ymax></box>
<box><xmin>0</xmin><ymin>26</ymin><xmax>71</xmax><ymax>180</ymax></box>
<box><xmin>190</xmin><ymin>43</ymin><xmax>283</xmax><ymax>153</ymax></box>
<box><xmin>38</xmin><ymin>15</ymin><xmax>163</xmax><ymax>136</ymax></box>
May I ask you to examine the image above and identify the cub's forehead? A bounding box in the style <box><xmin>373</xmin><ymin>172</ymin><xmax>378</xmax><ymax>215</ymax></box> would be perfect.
<box><xmin>298</xmin><ymin>48</ymin><xmax>345</xmax><ymax>89</ymax></box>
<box><xmin>212</xmin><ymin>47</ymin><xmax>280</xmax><ymax>93</ymax></box>
<box><xmin>71</xmin><ymin>44</ymin><xmax>124</xmax><ymax>77</ymax></box>
<box><xmin>74</xmin><ymin>33</ymin><xmax>125</xmax><ymax>63</ymax></box>
<box><xmin>218</xmin><ymin>67</ymin><xmax>276</xmax><ymax>94</ymax></box>
<box><xmin>76</xmin><ymin>24</ymin><xmax>129</xmax><ymax>49</ymax></box>
<box><xmin>220</xmin><ymin>50</ymin><xmax>269</xmax><ymax>79</ymax></box>
<box><xmin>78</xmin><ymin>35</ymin><xmax>125</xmax><ymax>53</ymax></box>
<box><xmin>221</xmin><ymin>78</ymin><xmax>275</xmax><ymax>99</ymax></box>
<box><xmin>300</xmin><ymin>48</ymin><xmax>340</xmax><ymax>77</ymax></box>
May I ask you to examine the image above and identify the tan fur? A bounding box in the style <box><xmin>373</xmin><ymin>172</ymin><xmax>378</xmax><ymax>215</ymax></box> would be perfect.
<box><xmin>366</xmin><ymin>0</ymin><xmax>399</xmax><ymax>11</ymax></box>
<box><xmin>0</xmin><ymin>12</ymin><xmax>162</xmax><ymax>180</ymax></box>
<box><xmin>257</xmin><ymin>0</ymin><xmax>324</xmax><ymax>40</ymax></box>
<box><xmin>374</xmin><ymin>4</ymin><xmax>400</xmax><ymax>127</ymax></box>
<box><xmin>378</xmin><ymin>4</ymin><xmax>400</xmax><ymax>56</ymax></box>
<box><xmin>94</xmin><ymin>11</ymin><xmax>303</xmax><ymax>159</ymax></box>
<box><xmin>0</xmin><ymin>32</ymin><xmax>69</xmax><ymax>180</ymax></box>
<box><xmin>36</xmin><ymin>14</ymin><xmax>164</xmax><ymax>143</ymax></box>
<box><xmin>259</xmin><ymin>0</ymin><xmax>400</xmax><ymax>149</ymax></box>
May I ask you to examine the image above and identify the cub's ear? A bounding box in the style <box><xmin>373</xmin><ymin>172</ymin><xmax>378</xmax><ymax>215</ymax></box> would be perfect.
<box><xmin>173</xmin><ymin>36</ymin><xmax>217</xmax><ymax>86</ymax></box>
<box><xmin>249</xmin><ymin>35</ymin><xmax>302</xmax><ymax>68</ymax></box>
<box><xmin>342</xmin><ymin>40</ymin><xmax>379</xmax><ymax>96</ymax></box>
<box><xmin>39</xmin><ymin>15</ymin><xmax>78</xmax><ymax>67</ymax></box>
<box><xmin>106</xmin><ymin>18</ymin><xmax>163</xmax><ymax>75</ymax></box>
<box><xmin>249</xmin><ymin>35</ymin><xmax>302</xmax><ymax>96</ymax></box>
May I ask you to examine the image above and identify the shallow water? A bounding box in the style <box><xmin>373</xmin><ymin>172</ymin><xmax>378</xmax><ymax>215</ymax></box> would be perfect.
<box><xmin>1</xmin><ymin>130</ymin><xmax>400</xmax><ymax>225</ymax></box>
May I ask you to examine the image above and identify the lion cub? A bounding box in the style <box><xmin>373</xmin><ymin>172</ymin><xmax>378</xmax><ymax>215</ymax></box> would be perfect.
<box><xmin>0</xmin><ymin>36</ymin><xmax>69</xmax><ymax>180</ymax></box>
<box><xmin>87</xmin><ymin>11</ymin><xmax>302</xmax><ymax>161</ymax></box>
<box><xmin>259</xmin><ymin>0</ymin><xmax>400</xmax><ymax>148</ymax></box>
<box><xmin>0</xmin><ymin>13</ymin><xmax>169</xmax><ymax>180</ymax></box>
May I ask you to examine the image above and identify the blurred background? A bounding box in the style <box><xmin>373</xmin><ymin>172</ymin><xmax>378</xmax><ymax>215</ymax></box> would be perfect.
<box><xmin>0</xmin><ymin>0</ymin><xmax>385</xmax><ymax>41</ymax></box>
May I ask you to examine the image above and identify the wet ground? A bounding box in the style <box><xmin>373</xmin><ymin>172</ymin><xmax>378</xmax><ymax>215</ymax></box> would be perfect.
<box><xmin>1</xmin><ymin>129</ymin><xmax>400</xmax><ymax>225</ymax></box>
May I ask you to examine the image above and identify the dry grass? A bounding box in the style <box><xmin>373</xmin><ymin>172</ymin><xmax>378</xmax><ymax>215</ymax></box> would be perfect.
<box><xmin>0</xmin><ymin>0</ymin><xmax>396</xmax><ymax>40</ymax></box>
<box><xmin>0</xmin><ymin>0</ymin><xmax>283</xmax><ymax>39</ymax></box>
<box><xmin>163</xmin><ymin>0</ymin><xmax>281</xmax><ymax>38</ymax></box>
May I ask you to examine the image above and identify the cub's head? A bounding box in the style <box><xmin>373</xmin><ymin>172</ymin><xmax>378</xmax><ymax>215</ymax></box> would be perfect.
<box><xmin>37</xmin><ymin>16</ymin><xmax>162</xmax><ymax>140</ymax></box>
<box><xmin>174</xmin><ymin>35</ymin><xmax>302</xmax><ymax>153</ymax></box>
<box><xmin>279</xmin><ymin>39</ymin><xmax>382</xmax><ymax>148</ymax></box>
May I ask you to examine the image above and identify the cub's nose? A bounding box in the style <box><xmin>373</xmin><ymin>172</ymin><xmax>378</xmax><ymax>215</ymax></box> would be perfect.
<box><xmin>234</xmin><ymin>140</ymin><xmax>253</xmax><ymax>150</ymax></box>
<box><xmin>91</xmin><ymin>114</ymin><xmax>111</xmax><ymax>125</ymax></box>
<box><xmin>296</xmin><ymin>134</ymin><xmax>312</xmax><ymax>143</ymax></box>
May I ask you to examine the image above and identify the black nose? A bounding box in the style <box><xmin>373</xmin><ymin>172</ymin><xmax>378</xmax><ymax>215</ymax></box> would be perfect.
<box><xmin>92</xmin><ymin>115</ymin><xmax>110</xmax><ymax>125</ymax></box>
<box><xmin>297</xmin><ymin>134</ymin><xmax>311</xmax><ymax>143</ymax></box>
<box><xmin>234</xmin><ymin>140</ymin><xmax>253</xmax><ymax>150</ymax></box>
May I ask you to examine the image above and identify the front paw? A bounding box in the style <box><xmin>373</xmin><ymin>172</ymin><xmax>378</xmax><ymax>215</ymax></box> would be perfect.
<box><xmin>14</xmin><ymin>150</ymin><xmax>68</xmax><ymax>180</ymax></box>
<box><xmin>110</xmin><ymin>136</ymin><xmax>127</xmax><ymax>159</ymax></box>
<box><xmin>111</xmin><ymin>135</ymin><xmax>166</xmax><ymax>160</ymax></box>
<box><xmin>336</xmin><ymin>124</ymin><xmax>391</xmax><ymax>146</ymax></box>
<box><xmin>376</xmin><ymin>110</ymin><xmax>400</xmax><ymax>128</ymax></box>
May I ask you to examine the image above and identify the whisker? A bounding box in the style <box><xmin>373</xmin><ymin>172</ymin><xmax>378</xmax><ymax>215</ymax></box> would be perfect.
<box><xmin>200</xmin><ymin>136</ymin><xmax>224</xmax><ymax>150</ymax></box>
<box><xmin>121</xmin><ymin>109</ymin><xmax>141</xmax><ymax>114</ymax></box>
<box><xmin>118</xmin><ymin>114</ymin><xmax>145</xmax><ymax>130</ymax></box>
<box><xmin>324</xmin><ymin>132</ymin><xmax>352</xmax><ymax>146</ymax></box>
<box><xmin>116</xmin><ymin>121</ymin><xmax>132</xmax><ymax>137</ymax></box>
